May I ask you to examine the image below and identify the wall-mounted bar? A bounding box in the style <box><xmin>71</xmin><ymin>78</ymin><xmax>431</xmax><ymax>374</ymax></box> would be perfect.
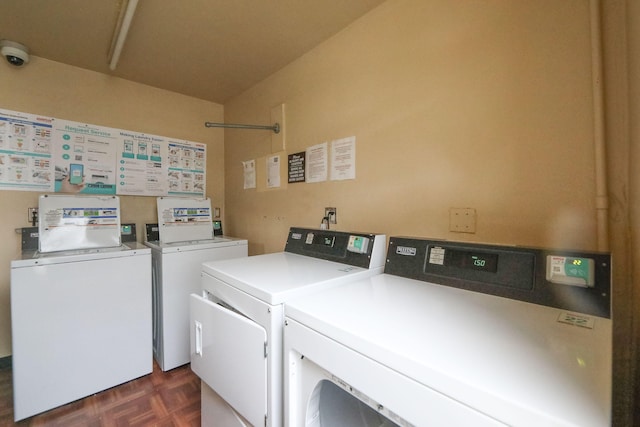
<box><xmin>205</xmin><ymin>121</ymin><xmax>280</xmax><ymax>134</ymax></box>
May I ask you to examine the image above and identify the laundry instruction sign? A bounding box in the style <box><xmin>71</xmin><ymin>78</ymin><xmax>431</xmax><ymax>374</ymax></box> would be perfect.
<box><xmin>0</xmin><ymin>108</ymin><xmax>206</xmax><ymax>197</ymax></box>
<box><xmin>0</xmin><ymin>109</ymin><xmax>55</xmax><ymax>192</ymax></box>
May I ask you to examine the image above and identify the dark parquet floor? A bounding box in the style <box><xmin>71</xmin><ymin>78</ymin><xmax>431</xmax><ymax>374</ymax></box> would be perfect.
<box><xmin>0</xmin><ymin>361</ymin><xmax>201</xmax><ymax>427</ymax></box>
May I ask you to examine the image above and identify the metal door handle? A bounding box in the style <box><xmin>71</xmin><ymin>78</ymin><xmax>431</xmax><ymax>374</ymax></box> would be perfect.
<box><xmin>195</xmin><ymin>320</ymin><xmax>202</xmax><ymax>356</ymax></box>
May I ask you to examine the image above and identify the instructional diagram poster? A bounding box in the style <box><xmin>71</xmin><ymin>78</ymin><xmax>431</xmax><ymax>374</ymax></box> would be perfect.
<box><xmin>0</xmin><ymin>109</ymin><xmax>55</xmax><ymax>192</ymax></box>
<box><xmin>0</xmin><ymin>108</ymin><xmax>207</xmax><ymax>197</ymax></box>
<box><xmin>117</xmin><ymin>131</ymin><xmax>168</xmax><ymax>196</ymax></box>
<box><xmin>167</xmin><ymin>140</ymin><xmax>206</xmax><ymax>197</ymax></box>
<box><xmin>53</xmin><ymin>119</ymin><xmax>118</xmax><ymax>194</ymax></box>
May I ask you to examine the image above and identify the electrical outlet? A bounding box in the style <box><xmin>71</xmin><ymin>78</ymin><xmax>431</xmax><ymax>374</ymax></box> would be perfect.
<box><xmin>325</xmin><ymin>207</ymin><xmax>337</xmax><ymax>224</ymax></box>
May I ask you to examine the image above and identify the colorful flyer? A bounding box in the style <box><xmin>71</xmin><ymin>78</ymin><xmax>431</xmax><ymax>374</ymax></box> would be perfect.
<box><xmin>167</xmin><ymin>140</ymin><xmax>206</xmax><ymax>197</ymax></box>
<box><xmin>0</xmin><ymin>108</ymin><xmax>55</xmax><ymax>192</ymax></box>
<box><xmin>116</xmin><ymin>131</ymin><xmax>168</xmax><ymax>196</ymax></box>
<box><xmin>52</xmin><ymin>119</ymin><xmax>118</xmax><ymax>194</ymax></box>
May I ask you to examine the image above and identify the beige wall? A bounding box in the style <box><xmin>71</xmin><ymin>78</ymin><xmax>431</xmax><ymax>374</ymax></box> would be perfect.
<box><xmin>225</xmin><ymin>0</ymin><xmax>598</xmax><ymax>252</ymax></box>
<box><xmin>224</xmin><ymin>0</ymin><xmax>636</xmax><ymax>423</ymax></box>
<box><xmin>0</xmin><ymin>58</ymin><xmax>224</xmax><ymax>358</ymax></box>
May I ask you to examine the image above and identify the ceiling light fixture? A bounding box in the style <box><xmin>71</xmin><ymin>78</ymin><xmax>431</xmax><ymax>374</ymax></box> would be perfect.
<box><xmin>107</xmin><ymin>0</ymin><xmax>139</xmax><ymax>71</ymax></box>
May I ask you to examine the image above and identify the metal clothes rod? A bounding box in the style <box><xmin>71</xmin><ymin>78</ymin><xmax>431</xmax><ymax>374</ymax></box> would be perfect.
<box><xmin>205</xmin><ymin>121</ymin><xmax>280</xmax><ymax>134</ymax></box>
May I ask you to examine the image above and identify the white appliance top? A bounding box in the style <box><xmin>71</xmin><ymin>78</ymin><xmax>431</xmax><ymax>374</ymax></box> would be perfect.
<box><xmin>284</xmin><ymin>240</ymin><xmax>612</xmax><ymax>427</ymax></box>
<box><xmin>11</xmin><ymin>242</ymin><xmax>150</xmax><ymax>268</ymax></box>
<box><xmin>285</xmin><ymin>275</ymin><xmax>611</xmax><ymax>426</ymax></box>
<box><xmin>144</xmin><ymin>236</ymin><xmax>247</xmax><ymax>253</ymax></box>
<box><xmin>202</xmin><ymin>252</ymin><xmax>383</xmax><ymax>305</ymax></box>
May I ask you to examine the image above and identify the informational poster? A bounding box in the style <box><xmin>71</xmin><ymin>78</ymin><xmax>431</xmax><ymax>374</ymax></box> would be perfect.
<box><xmin>306</xmin><ymin>142</ymin><xmax>328</xmax><ymax>183</ymax></box>
<box><xmin>116</xmin><ymin>131</ymin><xmax>168</xmax><ymax>196</ymax></box>
<box><xmin>267</xmin><ymin>154</ymin><xmax>281</xmax><ymax>188</ymax></box>
<box><xmin>0</xmin><ymin>109</ymin><xmax>55</xmax><ymax>192</ymax></box>
<box><xmin>0</xmin><ymin>108</ymin><xmax>207</xmax><ymax>197</ymax></box>
<box><xmin>288</xmin><ymin>152</ymin><xmax>305</xmax><ymax>183</ymax></box>
<box><xmin>167</xmin><ymin>140</ymin><xmax>206</xmax><ymax>197</ymax></box>
<box><xmin>52</xmin><ymin>119</ymin><xmax>118</xmax><ymax>194</ymax></box>
<box><xmin>243</xmin><ymin>159</ymin><xmax>256</xmax><ymax>189</ymax></box>
<box><xmin>330</xmin><ymin>136</ymin><xmax>356</xmax><ymax>181</ymax></box>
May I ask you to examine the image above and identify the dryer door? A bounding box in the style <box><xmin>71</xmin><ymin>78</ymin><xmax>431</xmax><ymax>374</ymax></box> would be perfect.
<box><xmin>190</xmin><ymin>293</ymin><xmax>267</xmax><ymax>427</ymax></box>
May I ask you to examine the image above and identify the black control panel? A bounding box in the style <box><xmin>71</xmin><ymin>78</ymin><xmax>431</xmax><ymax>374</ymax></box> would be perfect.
<box><xmin>284</xmin><ymin>227</ymin><xmax>383</xmax><ymax>269</ymax></box>
<box><xmin>385</xmin><ymin>237</ymin><xmax>611</xmax><ymax>318</ymax></box>
<box><xmin>145</xmin><ymin>223</ymin><xmax>160</xmax><ymax>242</ymax></box>
<box><xmin>120</xmin><ymin>223</ymin><xmax>137</xmax><ymax>243</ymax></box>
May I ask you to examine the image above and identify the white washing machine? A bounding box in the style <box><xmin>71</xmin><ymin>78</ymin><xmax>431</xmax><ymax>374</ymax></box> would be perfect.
<box><xmin>284</xmin><ymin>237</ymin><xmax>612</xmax><ymax>427</ymax></box>
<box><xmin>189</xmin><ymin>227</ymin><xmax>386</xmax><ymax>427</ymax></box>
<box><xmin>11</xmin><ymin>243</ymin><xmax>152</xmax><ymax>422</ymax></box>
<box><xmin>146</xmin><ymin>236</ymin><xmax>248</xmax><ymax>371</ymax></box>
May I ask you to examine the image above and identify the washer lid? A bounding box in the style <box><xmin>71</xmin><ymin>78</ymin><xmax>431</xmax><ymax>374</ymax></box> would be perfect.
<box><xmin>284</xmin><ymin>274</ymin><xmax>612</xmax><ymax>427</ymax></box>
<box><xmin>202</xmin><ymin>252</ymin><xmax>383</xmax><ymax>305</ymax></box>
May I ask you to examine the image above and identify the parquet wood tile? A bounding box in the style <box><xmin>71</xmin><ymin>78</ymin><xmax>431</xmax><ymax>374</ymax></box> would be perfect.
<box><xmin>0</xmin><ymin>361</ymin><xmax>201</xmax><ymax>427</ymax></box>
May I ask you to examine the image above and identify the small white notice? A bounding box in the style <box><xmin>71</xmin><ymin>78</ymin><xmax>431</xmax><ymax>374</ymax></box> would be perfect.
<box><xmin>243</xmin><ymin>159</ymin><xmax>256</xmax><ymax>189</ymax></box>
<box><xmin>306</xmin><ymin>142</ymin><xmax>328</xmax><ymax>183</ymax></box>
<box><xmin>330</xmin><ymin>136</ymin><xmax>356</xmax><ymax>181</ymax></box>
<box><xmin>267</xmin><ymin>155</ymin><xmax>281</xmax><ymax>188</ymax></box>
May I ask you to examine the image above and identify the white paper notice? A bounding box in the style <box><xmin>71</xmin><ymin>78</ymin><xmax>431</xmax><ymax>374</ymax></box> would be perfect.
<box><xmin>243</xmin><ymin>159</ymin><xmax>256</xmax><ymax>189</ymax></box>
<box><xmin>0</xmin><ymin>109</ymin><xmax>55</xmax><ymax>192</ymax></box>
<box><xmin>330</xmin><ymin>136</ymin><xmax>356</xmax><ymax>181</ymax></box>
<box><xmin>306</xmin><ymin>142</ymin><xmax>328</xmax><ymax>183</ymax></box>
<box><xmin>267</xmin><ymin>155</ymin><xmax>281</xmax><ymax>188</ymax></box>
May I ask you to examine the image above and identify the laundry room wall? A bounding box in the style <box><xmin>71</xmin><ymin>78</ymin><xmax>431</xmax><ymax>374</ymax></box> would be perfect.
<box><xmin>223</xmin><ymin>0</ymin><xmax>635</xmax><ymax>424</ymax></box>
<box><xmin>0</xmin><ymin>58</ymin><xmax>225</xmax><ymax>358</ymax></box>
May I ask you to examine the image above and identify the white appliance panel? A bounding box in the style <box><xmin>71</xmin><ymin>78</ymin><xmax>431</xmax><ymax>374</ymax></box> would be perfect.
<box><xmin>148</xmin><ymin>238</ymin><xmax>247</xmax><ymax>370</ymax></box>
<box><xmin>202</xmin><ymin>252</ymin><xmax>383</xmax><ymax>305</ymax></box>
<box><xmin>11</xmin><ymin>247</ymin><xmax>152</xmax><ymax>421</ymax></box>
<box><xmin>284</xmin><ymin>274</ymin><xmax>611</xmax><ymax>427</ymax></box>
<box><xmin>148</xmin><ymin>238</ymin><xmax>247</xmax><ymax>371</ymax></box>
<box><xmin>201</xmin><ymin>382</ymin><xmax>252</xmax><ymax>427</ymax></box>
<box><xmin>190</xmin><ymin>294</ymin><xmax>267</xmax><ymax>427</ymax></box>
<box><xmin>285</xmin><ymin>318</ymin><xmax>504</xmax><ymax>427</ymax></box>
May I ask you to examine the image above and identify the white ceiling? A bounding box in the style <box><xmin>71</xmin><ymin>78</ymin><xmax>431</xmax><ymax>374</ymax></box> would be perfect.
<box><xmin>0</xmin><ymin>0</ymin><xmax>386</xmax><ymax>104</ymax></box>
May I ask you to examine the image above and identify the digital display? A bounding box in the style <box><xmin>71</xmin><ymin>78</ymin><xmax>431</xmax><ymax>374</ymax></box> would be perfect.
<box><xmin>305</xmin><ymin>232</ymin><xmax>335</xmax><ymax>247</ymax></box>
<box><xmin>448</xmin><ymin>250</ymin><xmax>499</xmax><ymax>273</ymax></box>
<box><xmin>320</xmin><ymin>235</ymin><xmax>335</xmax><ymax>247</ymax></box>
<box><xmin>429</xmin><ymin>246</ymin><xmax>499</xmax><ymax>273</ymax></box>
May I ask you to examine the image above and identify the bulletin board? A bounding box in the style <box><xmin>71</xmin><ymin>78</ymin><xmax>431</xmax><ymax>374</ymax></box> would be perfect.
<box><xmin>0</xmin><ymin>108</ymin><xmax>206</xmax><ymax>197</ymax></box>
<box><xmin>38</xmin><ymin>195</ymin><xmax>122</xmax><ymax>253</ymax></box>
<box><xmin>156</xmin><ymin>196</ymin><xmax>213</xmax><ymax>243</ymax></box>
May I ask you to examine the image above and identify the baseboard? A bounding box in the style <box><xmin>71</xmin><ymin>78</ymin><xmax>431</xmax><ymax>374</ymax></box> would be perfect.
<box><xmin>0</xmin><ymin>356</ymin><xmax>12</xmax><ymax>370</ymax></box>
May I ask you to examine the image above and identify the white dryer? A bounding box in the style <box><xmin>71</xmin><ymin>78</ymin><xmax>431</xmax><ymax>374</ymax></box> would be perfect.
<box><xmin>189</xmin><ymin>227</ymin><xmax>386</xmax><ymax>427</ymax></box>
<box><xmin>284</xmin><ymin>237</ymin><xmax>612</xmax><ymax>427</ymax></box>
